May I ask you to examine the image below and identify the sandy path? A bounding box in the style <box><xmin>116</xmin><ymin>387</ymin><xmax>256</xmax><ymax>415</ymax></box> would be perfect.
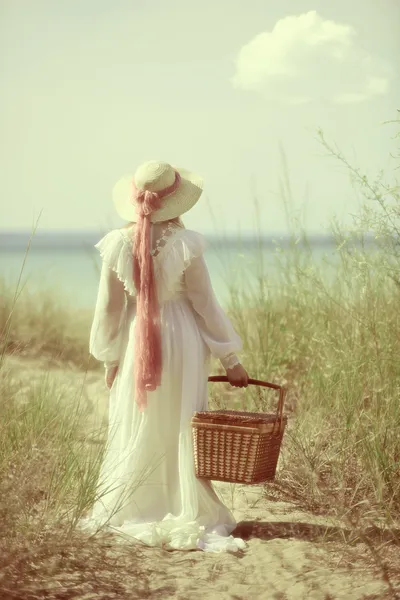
<box><xmin>3</xmin><ymin>354</ymin><xmax>398</xmax><ymax>599</ymax></box>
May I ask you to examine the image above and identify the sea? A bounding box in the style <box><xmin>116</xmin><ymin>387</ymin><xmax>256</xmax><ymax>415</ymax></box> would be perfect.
<box><xmin>0</xmin><ymin>230</ymin><xmax>382</xmax><ymax>310</ymax></box>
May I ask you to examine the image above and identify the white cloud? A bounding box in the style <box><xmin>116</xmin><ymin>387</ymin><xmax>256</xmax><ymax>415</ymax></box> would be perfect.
<box><xmin>232</xmin><ymin>10</ymin><xmax>392</xmax><ymax>104</ymax></box>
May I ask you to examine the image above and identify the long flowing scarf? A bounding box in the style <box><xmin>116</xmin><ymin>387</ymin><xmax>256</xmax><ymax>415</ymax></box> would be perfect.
<box><xmin>131</xmin><ymin>171</ymin><xmax>181</xmax><ymax>411</ymax></box>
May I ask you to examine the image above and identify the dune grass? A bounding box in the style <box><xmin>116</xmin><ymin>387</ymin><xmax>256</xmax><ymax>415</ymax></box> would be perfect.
<box><xmin>0</xmin><ymin>278</ymin><xmax>98</xmax><ymax>371</ymax></box>
<box><xmin>207</xmin><ymin>122</ymin><xmax>400</xmax><ymax>530</ymax></box>
<box><xmin>0</xmin><ymin>116</ymin><xmax>399</xmax><ymax>597</ymax></box>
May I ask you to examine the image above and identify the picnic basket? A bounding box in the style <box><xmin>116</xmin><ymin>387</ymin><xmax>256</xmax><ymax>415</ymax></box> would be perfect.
<box><xmin>191</xmin><ymin>376</ymin><xmax>288</xmax><ymax>485</ymax></box>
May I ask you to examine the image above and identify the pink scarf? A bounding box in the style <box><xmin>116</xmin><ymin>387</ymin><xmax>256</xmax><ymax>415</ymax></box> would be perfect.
<box><xmin>131</xmin><ymin>171</ymin><xmax>181</xmax><ymax>412</ymax></box>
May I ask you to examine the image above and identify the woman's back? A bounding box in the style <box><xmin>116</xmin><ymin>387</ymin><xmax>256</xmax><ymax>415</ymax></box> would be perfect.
<box><xmin>120</xmin><ymin>217</ymin><xmax>184</xmax><ymax>259</ymax></box>
<box><xmin>116</xmin><ymin>219</ymin><xmax>208</xmax><ymax>305</ymax></box>
<box><xmin>93</xmin><ymin>220</ymin><xmax>242</xmax><ymax>367</ymax></box>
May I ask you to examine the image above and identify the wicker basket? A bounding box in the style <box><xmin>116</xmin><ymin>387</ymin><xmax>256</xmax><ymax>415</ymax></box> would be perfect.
<box><xmin>191</xmin><ymin>376</ymin><xmax>288</xmax><ymax>485</ymax></box>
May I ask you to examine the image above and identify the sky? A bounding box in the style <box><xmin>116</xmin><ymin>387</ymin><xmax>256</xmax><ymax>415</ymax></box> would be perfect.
<box><xmin>0</xmin><ymin>0</ymin><xmax>399</xmax><ymax>238</ymax></box>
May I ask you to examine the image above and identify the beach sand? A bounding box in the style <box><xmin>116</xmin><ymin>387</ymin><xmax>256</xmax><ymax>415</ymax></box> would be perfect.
<box><xmin>3</xmin><ymin>353</ymin><xmax>398</xmax><ymax>600</ymax></box>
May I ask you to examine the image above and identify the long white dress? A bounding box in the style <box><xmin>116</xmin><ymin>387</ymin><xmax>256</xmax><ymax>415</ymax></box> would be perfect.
<box><xmin>77</xmin><ymin>221</ymin><xmax>247</xmax><ymax>553</ymax></box>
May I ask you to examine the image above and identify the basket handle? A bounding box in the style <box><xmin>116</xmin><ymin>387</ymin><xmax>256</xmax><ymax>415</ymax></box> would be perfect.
<box><xmin>208</xmin><ymin>375</ymin><xmax>287</xmax><ymax>430</ymax></box>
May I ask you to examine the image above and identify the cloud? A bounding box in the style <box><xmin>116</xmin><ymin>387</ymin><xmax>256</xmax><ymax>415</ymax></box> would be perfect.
<box><xmin>232</xmin><ymin>11</ymin><xmax>392</xmax><ymax>104</ymax></box>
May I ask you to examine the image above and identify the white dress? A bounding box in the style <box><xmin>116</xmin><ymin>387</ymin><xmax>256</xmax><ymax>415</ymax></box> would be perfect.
<box><xmin>77</xmin><ymin>221</ymin><xmax>247</xmax><ymax>553</ymax></box>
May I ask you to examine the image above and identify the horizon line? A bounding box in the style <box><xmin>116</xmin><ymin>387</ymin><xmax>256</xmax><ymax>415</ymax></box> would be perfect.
<box><xmin>0</xmin><ymin>228</ymin><xmax>378</xmax><ymax>239</ymax></box>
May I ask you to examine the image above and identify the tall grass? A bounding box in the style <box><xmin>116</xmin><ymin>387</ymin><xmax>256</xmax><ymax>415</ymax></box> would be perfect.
<box><xmin>0</xmin><ymin>114</ymin><xmax>399</xmax><ymax>597</ymax></box>
<box><xmin>217</xmin><ymin>121</ymin><xmax>400</xmax><ymax>523</ymax></box>
<box><xmin>0</xmin><ymin>222</ymin><xmax>166</xmax><ymax>598</ymax></box>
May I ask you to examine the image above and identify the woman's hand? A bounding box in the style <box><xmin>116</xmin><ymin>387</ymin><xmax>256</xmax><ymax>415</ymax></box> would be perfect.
<box><xmin>226</xmin><ymin>363</ymin><xmax>249</xmax><ymax>388</ymax></box>
<box><xmin>105</xmin><ymin>365</ymin><xmax>119</xmax><ymax>390</ymax></box>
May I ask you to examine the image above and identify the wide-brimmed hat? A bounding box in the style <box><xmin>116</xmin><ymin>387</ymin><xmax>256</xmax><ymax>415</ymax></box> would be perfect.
<box><xmin>112</xmin><ymin>160</ymin><xmax>204</xmax><ymax>223</ymax></box>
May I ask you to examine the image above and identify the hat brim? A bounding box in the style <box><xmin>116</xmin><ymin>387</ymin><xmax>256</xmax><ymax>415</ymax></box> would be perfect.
<box><xmin>112</xmin><ymin>167</ymin><xmax>204</xmax><ymax>223</ymax></box>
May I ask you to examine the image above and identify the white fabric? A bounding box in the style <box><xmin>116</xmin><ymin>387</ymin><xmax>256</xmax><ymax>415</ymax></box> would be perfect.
<box><xmin>77</xmin><ymin>223</ymin><xmax>247</xmax><ymax>553</ymax></box>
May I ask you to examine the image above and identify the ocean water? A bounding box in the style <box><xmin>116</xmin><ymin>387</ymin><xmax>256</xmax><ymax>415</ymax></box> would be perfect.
<box><xmin>0</xmin><ymin>232</ymin><xmax>381</xmax><ymax>310</ymax></box>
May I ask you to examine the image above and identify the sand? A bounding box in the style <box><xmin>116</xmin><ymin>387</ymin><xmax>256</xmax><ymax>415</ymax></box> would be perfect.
<box><xmin>3</xmin><ymin>353</ymin><xmax>399</xmax><ymax>600</ymax></box>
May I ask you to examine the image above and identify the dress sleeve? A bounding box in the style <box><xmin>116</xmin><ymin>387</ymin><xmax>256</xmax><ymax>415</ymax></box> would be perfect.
<box><xmin>89</xmin><ymin>231</ymin><xmax>131</xmax><ymax>368</ymax></box>
<box><xmin>184</xmin><ymin>253</ymin><xmax>243</xmax><ymax>370</ymax></box>
<box><xmin>89</xmin><ymin>260</ymin><xmax>127</xmax><ymax>368</ymax></box>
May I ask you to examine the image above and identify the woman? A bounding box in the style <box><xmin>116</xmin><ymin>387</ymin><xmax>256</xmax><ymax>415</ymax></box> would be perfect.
<box><xmin>78</xmin><ymin>160</ymin><xmax>249</xmax><ymax>553</ymax></box>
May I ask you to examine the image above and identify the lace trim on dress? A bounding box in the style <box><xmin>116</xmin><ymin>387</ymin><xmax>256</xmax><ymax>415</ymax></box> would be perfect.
<box><xmin>154</xmin><ymin>230</ymin><xmax>209</xmax><ymax>294</ymax></box>
<box><xmin>150</xmin><ymin>222</ymin><xmax>182</xmax><ymax>257</ymax></box>
<box><xmin>220</xmin><ymin>352</ymin><xmax>241</xmax><ymax>370</ymax></box>
<box><xmin>118</xmin><ymin>222</ymin><xmax>184</xmax><ymax>258</ymax></box>
<box><xmin>94</xmin><ymin>230</ymin><xmax>136</xmax><ymax>297</ymax></box>
<box><xmin>104</xmin><ymin>360</ymin><xmax>119</xmax><ymax>369</ymax></box>
<box><xmin>95</xmin><ymin>225</ymin><xmax>208</xmax><ymax>301</ymax></box>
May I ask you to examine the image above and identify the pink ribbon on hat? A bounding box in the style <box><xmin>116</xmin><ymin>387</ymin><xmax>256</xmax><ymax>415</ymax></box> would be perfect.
<box><xmin>131</xmin><ymin>171</ymin><xmax>181</xmax><ymax>218</ymax></box>
<box><xmin>130</xmin><ymin>170</ymin><xmax>181</xmax><ymax>412</ymax></box>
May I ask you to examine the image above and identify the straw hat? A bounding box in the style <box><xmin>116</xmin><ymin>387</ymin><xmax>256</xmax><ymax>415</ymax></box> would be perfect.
<box><xmin>112</xmin><ymin>160</ymin><xmax>204</xmax><ymax>223</ymax></box>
